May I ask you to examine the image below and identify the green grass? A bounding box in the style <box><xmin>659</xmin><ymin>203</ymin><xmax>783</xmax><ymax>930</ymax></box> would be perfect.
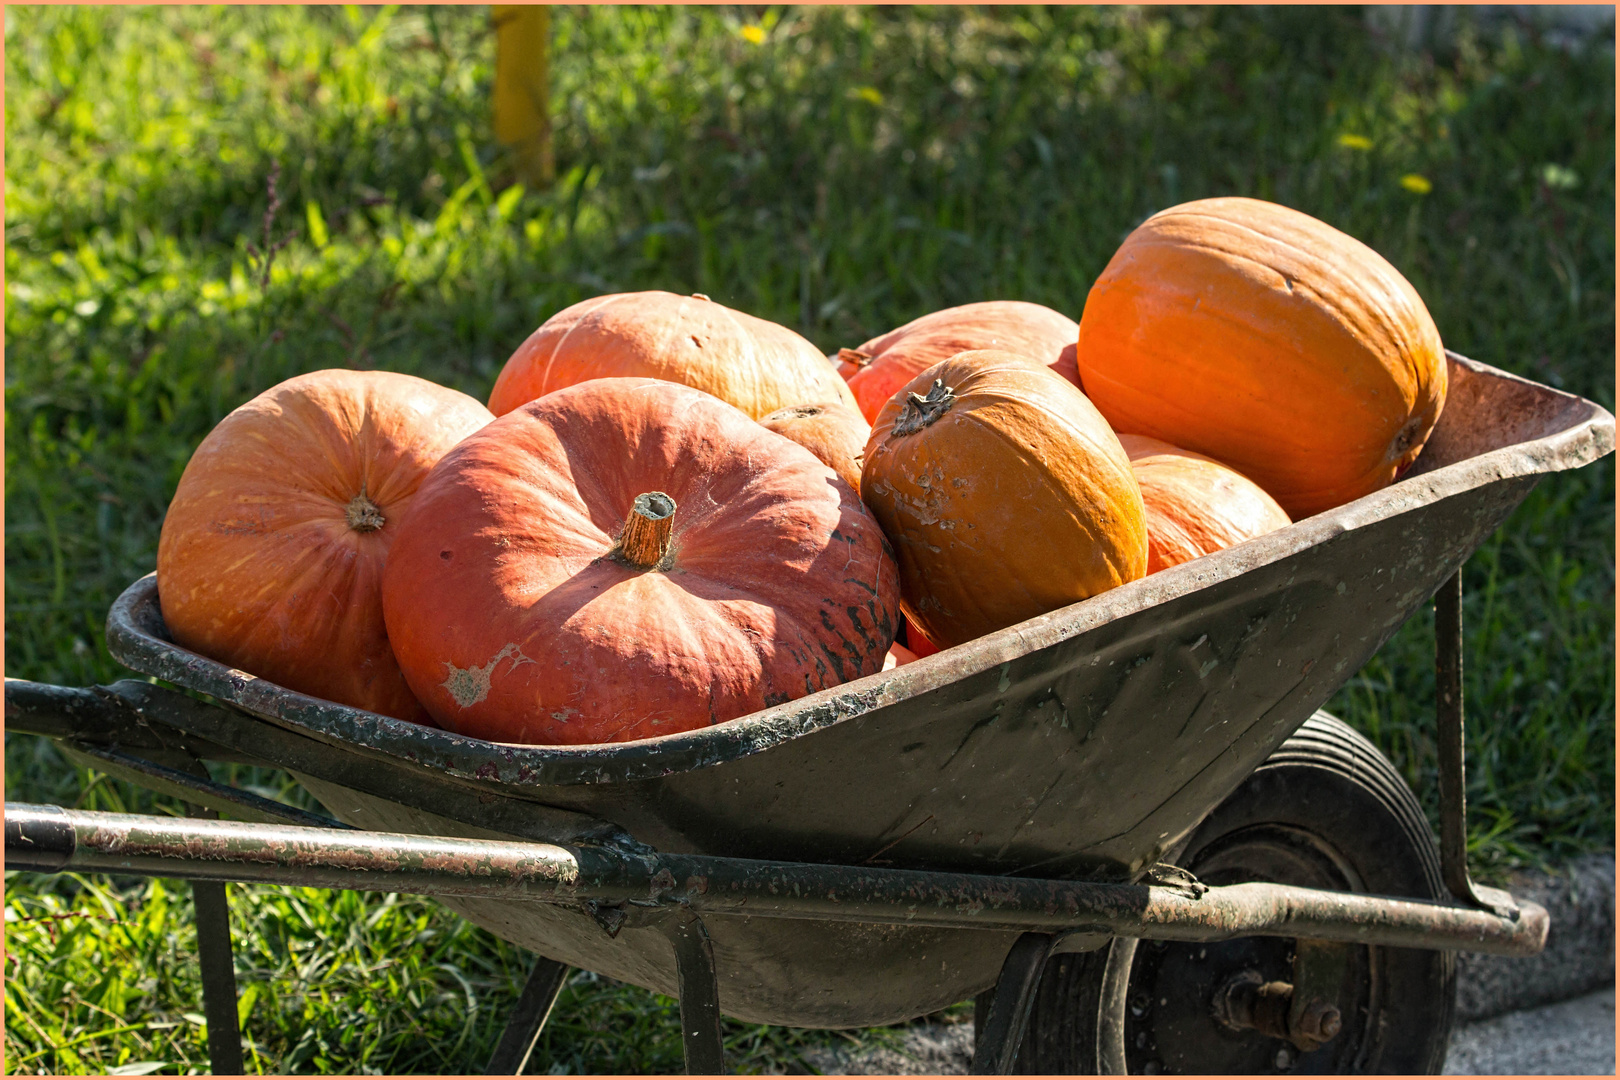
<box><xmin>5</xmin><ymin>5</ymin><xmax>1613</xmax><ymax>1073</ymax></box>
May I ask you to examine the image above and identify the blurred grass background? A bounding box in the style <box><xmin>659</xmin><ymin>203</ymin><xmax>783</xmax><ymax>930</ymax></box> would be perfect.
<box><xmin>5</xmin><ymin>5</ymin><xmax>1613</xmax><ymax>1074</ymax></box>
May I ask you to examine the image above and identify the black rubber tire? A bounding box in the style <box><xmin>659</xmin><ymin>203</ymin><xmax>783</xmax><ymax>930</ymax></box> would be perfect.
<box><xmin>989</xmin><ymin>710</ymin><xmax>1457</xmax><ymax>1074</ymax></box>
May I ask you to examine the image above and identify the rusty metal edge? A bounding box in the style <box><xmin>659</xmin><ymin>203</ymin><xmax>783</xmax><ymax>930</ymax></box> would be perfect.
<box><xmin>100</xmin><ymin>353</ymin><xmax>1615</xmax><ymax>790</ymax></box>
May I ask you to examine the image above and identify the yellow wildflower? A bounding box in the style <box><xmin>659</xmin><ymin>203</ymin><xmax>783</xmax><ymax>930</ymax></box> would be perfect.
<box><xmin>739</xmin><ymin>24</ymin><xmax>765</xmax><ymax>44</ymax></box>
<box><xmin>1337</xmin><ymin>133</ymin><xmax>1373</xmax><ymax>151</ymax></box>
<box><xmin>853</xmin><ymin>86</ymin><xmax>883</xmax><ymax>106</ymax></box>
<box><xmin>1400</xmin><ymin>174</ymin><xmax>1433</xmax><ymax>195</ymax></box>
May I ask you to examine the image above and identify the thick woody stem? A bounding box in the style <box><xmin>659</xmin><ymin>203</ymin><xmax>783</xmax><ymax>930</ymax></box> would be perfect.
<box><xmin>891</xmin><ymin>379</ymin><xmax>957</xmax><ymax>436</ymax></box>
<box><xmin>345</xmin><ymin>492</ymin><xmax>385</xmax><ymax>533</ymax></box>
<box><xmin>618</xmin><ymin>491</ymin><xmax>676</xmax><ymax>568</ymax></box>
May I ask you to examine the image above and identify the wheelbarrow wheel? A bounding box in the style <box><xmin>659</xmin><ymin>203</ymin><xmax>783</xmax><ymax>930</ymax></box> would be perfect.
<box><xmin>992</xmin><ymin>710</ymin><xmax>1457</xmax><ymax>1074</ymax></box>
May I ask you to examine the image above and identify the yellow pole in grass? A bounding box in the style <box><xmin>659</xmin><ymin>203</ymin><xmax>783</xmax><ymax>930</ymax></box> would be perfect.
<box><xmin>492</xmin><ymin>5</ymin><xmax>554</xmax><ymax>187</ymax></box>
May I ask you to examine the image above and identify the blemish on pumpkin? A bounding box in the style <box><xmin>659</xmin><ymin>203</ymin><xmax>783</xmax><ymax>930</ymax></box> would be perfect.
<box><xmin>440</xmin><ymin>643</ymin><xmax>536</xmax><ymax>709</ymax></box>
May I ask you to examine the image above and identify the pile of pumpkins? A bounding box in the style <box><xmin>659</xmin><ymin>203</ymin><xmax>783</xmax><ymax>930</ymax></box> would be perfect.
<box><xmin>156</xmin><ymin>197</ymin><xmax>1448</xmax><ymax>746</ymax></box>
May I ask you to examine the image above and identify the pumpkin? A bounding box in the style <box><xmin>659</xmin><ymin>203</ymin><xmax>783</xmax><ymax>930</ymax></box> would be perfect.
<box><xmin>488</xmin><ymin>290</ymin><xmax>858</xmax><ymax>420</ymax></box>
<box><xmin>903</xmin><ymin>615</ymin><xmax>940</xmax><ymax>659</ymax></box>
<box><xmin>1119</xmin><ymin>434</ymin><xmax>1292</xmax><ymax>574</ymax></box>
<box><xmin>832</xmin><ymin>347</ymin><xmax>872</xmax><ymax>381</ymax></box>
<box><xmin>883</xmin><ymin>641</ymin><xmax>918</xmax><ymax>670</ymax></box>
<box><xmin>759</xmin><ymin>401</ymin><xmax>871</xmax><ymax>492</ymax></box>
<box><xmin>843</xmin><ymin>301</ymin><xmax>1081</xmax><ymax>423</ymax></box>
<box><xmin>861</xmin><ymin>350</ymin><xmax>1147</xmax><ymax>650</ymax></box>
<box><xmin>156</xmin><ymin>369</ymin><xmax>494</xmax><ymax>724</ymax></box>
<box><xmin>1076</xmin><ymin>196</ymin><xmax>1448</xmax><ymax>519</ymax></box>
<box><xmin>382</xmin><ymin>377</ymin><xmax>901</xmax><ymax>744</ymax></box>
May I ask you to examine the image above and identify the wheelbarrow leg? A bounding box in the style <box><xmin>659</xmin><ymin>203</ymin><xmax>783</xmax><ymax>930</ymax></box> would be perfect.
<box><xmin>193</xmin><ymin>878</ymin><xmax>245</xmax><ymax>1074</ymax></box>
<box><xmin>484</xmin><ymin>955</ymin><xmax>570</xmax><ymax>1074</ymax></box>
<box><xmin>177</xmin><ymin>779</ymin><xmax>245</xmax><ymax>1076</ymax></box>
<box><xmin>970</xmin><ymin>932</ymin><xmax>1055</xmax><ymax>1074</ymax></box>
<box><xmin>663</xmin><ymin>914</ymin><xmax>725</xmax><ymax>1075</ymax></box>
<box><xmin>1434</xmin><ymin>570</ymin><xmax>1516</xmax><ymax>918</ymax></box>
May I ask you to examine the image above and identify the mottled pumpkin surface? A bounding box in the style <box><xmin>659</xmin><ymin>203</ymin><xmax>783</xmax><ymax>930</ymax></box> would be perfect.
<box><xmin>843</xmin><ymin>300</ymin><xmax>1081</xmax><ymax>422</ymax></box>
<box><xmin>862</xmin><ymin>350</ymin><xmax>1147</xmax><ymax>650</ymax></box>
<box><xmin>383</xmin><ymin>377</ymin><xmax>900</xmax><ymax>744</ymax></box>
<box><xmin>1077</xmin><ymin>196</ymin><xmax>1448</xmax><ymax>519</ymax></box>
<box><xmin>1118</xmin><ymin>434</ymin><xmax>1292</xmax><ymax>574</ymax></box>
<box><xmin>488</xmin><ymin>290</ymin><xmax>857</xmax><ymax>420</ymax></box>
<box><xmin>156</xmin><ymin>369</ymin><xmax>494</xmax><ymax>723</ymax></box>
<box><xmin>759</xmin><ymin>400</ymin><xmax>871</xmax><ymax>493</ymax></box>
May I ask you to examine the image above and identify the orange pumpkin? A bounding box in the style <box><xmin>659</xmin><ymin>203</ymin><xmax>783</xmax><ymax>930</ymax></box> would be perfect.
<box><xmin>1119</xmin><ymin>434</ymin><xmax>1292</xmax><ymax>574</ymax></box>
<box><xmin>861</xmin><ymin>350</ymin><xmax>1147</xmax><ymax>650</ymax></box>
<box><xmin>1076</xmin><ymin>197</ymin><xmax>1447</xmax><ymax>519</ymax></box>
<box><xmin>488</xmin><ymin>290</ymin><xmax>857</xmax><ymax>420</ymax></box>
<box><xmin>759</xmin><ymin>401</ymin><xmax>871</xmax><ymax>492</ymax></box>
<box><xmin>382</xmin><ymin>378</ymin><xmax>900</xmax><ymax>744</ymax></box>
<box><xmin>156</xmin><ymin>369</ymin><xmax>494</xmax><ymax>723</ymax></box>
<box><xmin>843</xmin><ymin>301</ymin><xmax>1081</xmax><ymax>423</ymax></box>
<box><xmin>903</xmin><ymin>615</ymin><xmax>940</xmax><ymax>659</ymax></box>
<box><xmin>832</xmin><ymin>347</ymin><xmax>873</xmax><ymax>381</ymax></box>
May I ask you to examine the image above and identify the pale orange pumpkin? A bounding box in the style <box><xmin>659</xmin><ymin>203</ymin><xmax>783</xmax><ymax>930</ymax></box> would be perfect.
<box><xmin>759</xmin><ymin>401</ymin><xmax>871</xmax><ymax>492</ymax></box>
<box><xmin>1118</xmin><ymin>434</ymin><xmax>1292</xmax><ymax>574</ymax></box>
<box><xmin>843</xmin><ymin>301</ymin><xmax>1081</xmax><ymax>423</ymax></box>
<box><xmin>861</xmin><ymin>350</ymin><xmax>1147</xmax><ymax>650</ymax></box>
<box><xmin>382</xmin><ymin>377</ymin><xmax>899</xmax><ymax>745</ymax></box>
<box><xmin>156</xmin><ymin>369</ymin><xmax>494</xmax><ymax>723</ymax></box>
<box><xmin>1076</xmin><ymin>197</ymin><xmax>1447</xmax><ymax>519</ymax></box>
<box><xmin>488</xmin><ymin>290</ymin><xmax>857</xmax><ymax>419</ymax></box>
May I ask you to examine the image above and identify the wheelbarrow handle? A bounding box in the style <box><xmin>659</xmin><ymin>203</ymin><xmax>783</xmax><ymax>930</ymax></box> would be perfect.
<box><xmin>6</xmin><ymin>802</ymin><xmax>1550</xmax><ymax>958</ymax></box>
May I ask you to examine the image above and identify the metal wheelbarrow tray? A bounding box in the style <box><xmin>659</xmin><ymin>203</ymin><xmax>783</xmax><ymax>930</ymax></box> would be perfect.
<box><xmin>6</xmin><ymin>352</ymin><xmax>1612</xmax><ymax>1069</ymax></box>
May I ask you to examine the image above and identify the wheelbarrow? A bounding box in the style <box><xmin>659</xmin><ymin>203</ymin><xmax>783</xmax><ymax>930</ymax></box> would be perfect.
<box><xmin>6</xmin><ymin>351</ymin><xmax>1612</xmax><ymax>1074</ymax></box>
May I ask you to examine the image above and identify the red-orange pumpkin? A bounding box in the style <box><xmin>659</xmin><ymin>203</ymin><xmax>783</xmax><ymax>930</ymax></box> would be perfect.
<box><xmin>759</xmin><ymin>401</ymin><xmax>871</xmax><ymax>493</ymax></box>
<box><xmin>1076</xmin><ymin>197</ymin><xmax>1448</xmax><ymax>519</ymax></box>
<box><xmin>903</xmin><ymin>615</ymin><xmax>940</xmax><ymax>659</ymax></box>
<box><xmin>1118</xmin><ymin>434</ymin><xmax>1292</xmax><ymax>574</ymax></box>
<box><xmin>488</xmin><ymin>290</ymin><xmax>858</xmax><ymax>420</ymax></box>
<box><xmin>843</xmin><ymin>301</ymin><xmax>1081</xmax><ymax>423</ymax></box>
<box><xmin>382</xmin><ymin>377</ymin><xmax>900</xmax><ymax>744</ymax></box>
<box><xmin>861</xmin><ymin>350</ymin><xmax>1147</xmax><ymax>650</ymax></box>
<box><xmin>156</xmin><ymin>369</ymin><xmax>494</xmax><ymax>723</ymax></box>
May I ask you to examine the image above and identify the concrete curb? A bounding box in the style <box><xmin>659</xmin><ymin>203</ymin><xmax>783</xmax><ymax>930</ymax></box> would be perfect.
<box><xmin>1456</xmin><ymin>852</ymin><xmax>1615</xmax><ymax>1022</ymax></box>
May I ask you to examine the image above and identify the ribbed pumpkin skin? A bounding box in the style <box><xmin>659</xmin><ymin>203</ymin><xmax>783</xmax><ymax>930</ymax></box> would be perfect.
<box><xmin>1076</xmin><ymin>197</ymin><xmax>1447</xmax><ymax>520</ymax></box>
<box><xmin>382</xmin><ymin>378</ymin><xmax>900</xmax><ymax>745</ymax></box>
<box><xmin>156</xmin><ymin>370</ymin><xmax>494</xmax><ymax>724</ymax></box>
<box><xmin>844</xmin><ymin>301</ymin><xmax>1081</xmax><ymax>423</ymax></box>
<box><xmin>1119</xmin><ymin>434</ymin><xmax>1292</xmax><ymax>574</ymax></box>
<box><xmin>759</xmin><ymin>401</ymin><xmax>871</xmax><ymax>492</ymax></box>
<box><xmin>488</xmin><ymin>290</ymin><xmax>858</xmax><ymax>420</ymax></box>
<box><xmin>861</xmin><ymin>351</ymin><xmax>1147</xmax><ymax>651</ymax></box>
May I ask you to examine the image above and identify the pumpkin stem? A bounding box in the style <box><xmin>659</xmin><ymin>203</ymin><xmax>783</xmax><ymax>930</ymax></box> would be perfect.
<box><xmin>345</xmin><ymin>492</ymin><xmax>385</xmax><ymax>533</ymax></box>
<box><xmin>617</xmin><ymin>491</ymin><xmax>677</xmax><ymax>569</ymax></box>
<box><xmin>691</xmin><ymin>293</ymin><xmax>711</xmax><ymax>302</ymax></box>
<box><xmin>767</xmin><ymin>404</ymin><xmax>825</xmax><ymax>422</ymax></box>
<box><xmin>837</xmin><ymin>347</ymin><xmax>873</xmax><ymax>369</ymax></box>
<box><xmin>891</xmin><ymin>379</ymin><xmax>957</xmax><ymax>436</ymax></box>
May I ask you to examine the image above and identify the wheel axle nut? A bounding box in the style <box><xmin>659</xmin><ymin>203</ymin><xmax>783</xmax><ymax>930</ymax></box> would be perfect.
<box><xmin>1212</xmin><ymin>971</ymin><xmax>1343</xmax><ymax>1053</ymax></box>
<box><xmin>1295</xmin><ymin>998</ymin><xmax>1343</xmax><ymax>1047</ymax></box>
